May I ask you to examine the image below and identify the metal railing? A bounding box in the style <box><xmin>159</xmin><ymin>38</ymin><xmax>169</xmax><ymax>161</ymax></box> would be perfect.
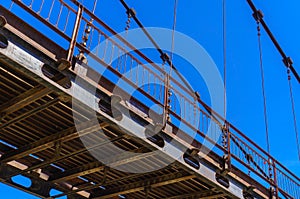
<box><xmin>2</xmin><ymin>0</ymin><xmax>300</xmax><ymax>198</ymax></box>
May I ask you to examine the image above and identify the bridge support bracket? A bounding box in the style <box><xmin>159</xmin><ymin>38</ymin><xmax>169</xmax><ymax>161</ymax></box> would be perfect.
<box><xmin>243</xmin><ymin>185</ymin><xmax>256</xmax><ymax>199</ymax></box>
<box><xmin>219</xmin><ymin>155</ymin><xmax>231</xmax><ymax>176</ymax></box>
<box><xmin>252</xmin><ymin>10</ymin><xmax>264</xmax><ymax>22</ymax></box>
<box><xmin>0</xmin><ymin>15</ymin><xmax>7</xmax><ymax>28</ymax></box>
<box><xmin>56</xmin><ymin>58</ymin><xmax>71</xmax><ymax>71</ymax></box>
<box><xmin>76</xmin><ymin>52</ymin><xmax>88</xmax><ymax>64</ymax></box>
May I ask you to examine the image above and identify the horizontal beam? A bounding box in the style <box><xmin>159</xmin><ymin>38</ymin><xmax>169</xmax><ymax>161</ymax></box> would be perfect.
<box><xmin>0</xmin><ymin>73</ymin><xmax>71</xmax><ymax>119</ymax></box>
<box><xmin>0</xmin><ymin>5</ymin><xmax>67</xmax><ymax>60</ymax></box>
<box><xmin>0</xmin><ymin>119</ymin><xmax>104</xmax><ymax>163</ymax></box>
<box><xmin>163</xmin><ymin>190</ymin><xmax>225</xmax><ymax>199</ymax></box>
<box><xmin>0</xmin><ymin>98</ymin><xmax>59</xmax><ymax>130</ymax></box>
<box><xmin>50</xmin><ymin>147</ymin><xmax>151</xmax><ymax>183</ymax></box>
<box><xmin>199</xmin><ymin>193</ymin><xmax>226</xmax><ymax>199</ymax></box>
<box><xmin>0</xmin><ymin>85</ymin><xmax>51</xmax><ymax>117</ymax></box>
<box><xmin>0</xmin><ymin>162</ymin><xmax>88</xmax><ymax>199</ymax></box>
<box><xmin>51</xmin><ymin>162</ymin><xmax>104</xmax><ymax>183</ymax></box>
<box><xmin>49</xmin><ymin>164</ymin><xmax>176</xmax><ymax>198</ymax></box>
<box><xmin>92</xmin><ymin>172</ymin><xmax>194</xmax><ymax>199</ymax></box>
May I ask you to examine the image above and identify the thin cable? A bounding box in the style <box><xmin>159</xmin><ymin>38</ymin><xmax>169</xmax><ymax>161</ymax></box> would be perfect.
<box><xmin>169</xmin><ymin>0</ymin><xmax>178</xmax><ymax>76</ymax></box>
<box><xmin>287</xmin><ymin>69</ymin><xmax>300</xmax><ymax>161</ymax></box>
<box><xmin>257</xmin><ymin>21</ymin><xmax>271</xmax><ymax>154</ymax></box>
<box><xmin>247</xmin><ymin>0</ymin><xmax>300</xmax><ymax>84</ymax></box>
<box><xmin>119</xmin><ymin>0</ymin><xmax>195</xmax><ymax>94</ymax></box>
<box><xmin>118</xmin><ymin>0</ymin><xmax>224</xmax><ymax>125</ymax></box>
<box><xmin>9</xmin><ymin>1</ymin><xmax>14</xmax><ymax>11</ymax></box>
<box><xmin>222</xmin><ymin>0</ymin><xmax>227</xmax><ymax>120</ymax></box>
<box><xmin>92</xmin><ymin>0</ymin><xmax>98</xmax><ymax>14</ymax></box>
<box><xmin>163</xmin><ymin>0</ymin><xmax>178</xmax><ymax>125</ymax></box>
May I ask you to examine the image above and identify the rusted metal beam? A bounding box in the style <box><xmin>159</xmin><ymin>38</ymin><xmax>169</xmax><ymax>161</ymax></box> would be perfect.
<box><xmin>198</xmin><ymin>194</ymin><xmax>226</xmax><ymax>199</ymax></box>
<box><xmin>0</xmin><ymin>5</ymin><xmax>67</xmax><ymax>60</ymax></box>
<box><xmin>162</xmin><ymin>190</ymin><xmax>225</xmax><ymax>199</ymax></box>
<box><xmin>50</xmin><ymin>164</ymin><xmax>176</xmax><ymax>198</ymax></box>
<box><xmin>0</xmin><ymin>98</ymin><xmax>59</xmax><ymax>130</ymax></box>
<box><xmin>92</xmin><ymin>172</ymin><xmax>194</xmax><ymax>199</ymax></box>
<box><xmin>0</xmin><ymin>85</ymin><xmax>51</xmax><ymax>117</ymax></box>
<box><xmin>50</xmin><ymin>147</ymin><xmax>152</xmax><ymax>183</ymax></box>
<box><xmin>8</xmin><ymin>131</ymin><xmax>120</xmax><ymax>182</ymax></box>
<box><xmin>51</xmin><ymin>161</ymin><xmax>104</xmax><ymax>183</ymax></box>
<box><xmin>0</xmin><ymin>120</ymin><xmax>105</xmax><ymax>163</ymax></box>
<box><xmin>0</xmin><ymin>163</ymin><xmax>88</xmax><ymax>199</ymax></box>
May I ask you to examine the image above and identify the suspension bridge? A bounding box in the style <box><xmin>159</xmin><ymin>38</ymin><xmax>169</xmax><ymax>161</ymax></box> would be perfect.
<box><xmin>0</xmin><ymin>0</ymin><xmax>299</xmax><ymax>198</ymax></box>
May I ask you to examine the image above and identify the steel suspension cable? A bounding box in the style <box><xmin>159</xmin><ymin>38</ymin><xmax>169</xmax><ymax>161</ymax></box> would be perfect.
<box><xmin>92</xmin><ymin>0</ymin><xmax>98</xmax><ymax>14</ymax></box>
<box><xmin>119</xmin><ymin>0</ymin><xmax>224</xmax><ymax>126</ymax></box>
<box><xmin>119</xmin><ymin>0</ymin><xmax>194</xmax><ymax>94</ymax></box>
<box><xmin>223</xmin><ymin>0</ymin><xmax>227</xmax><ymax>121</ymax></box>
<box><xmin>256</xmin><ymin>20</ymin><xmax>271</xmax><ymax>154</ymax></box>
<box><xmin>162</xmin><ymin>0</ymin><xmax>178</xmax><ymax>124</ymax></box>
<box><xmin>221</xmin><ymin>0</ymin><xmax>229</xmax><ymax>153</ymax></box>
<box><xmin>287</xmin><ymin>69</ymin><xmax>300</xmax><ymax>161</ymax></box>
<box><xmin>169</xmin><ymin>0</ymin><xmax>178</xmax><ymax>77</ymax></box>
<box><xmin>247</xmin><ymin>0</ymin><xmax>300</xmax><ymax>84</ymax></box>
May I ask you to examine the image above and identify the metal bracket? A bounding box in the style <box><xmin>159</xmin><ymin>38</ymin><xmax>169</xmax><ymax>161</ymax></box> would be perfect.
<box><xmin>243</xmin><ymin>185</ymin><xmax>256</xmax><ymax>199</ymax></box>
<box><xmin>252</xmin><ymin>10</ymin><xmax>264</xmax><ymax>22</ymax></box>
<box><xmin>0</xmin><ymin>15</ymin><xmax>7</xmax><ymax>28</ymax></box>
<box><xmin>160</xmin><ymin>52</ymin><xmax>170</xmax><ymax>63</ymax></box>
<box><xmin>283</xmin><ymin>57</ymin><xmax>293</xmax><ymax>68</ymax></box>
<box><xmin>219</xmin><ymin>155</ymin><xmax>230</xmax><ymax>176</ymax></box>
<box><xmin>126</xmin><ymin>8</ymin><xmax>136</xmax><ymax>18</ymax></box>
<box><xmin>76</xmin><ymin>52</ymin><xmax>88</xmax><ymax>64</ymax></box>
<box><xmin>56</xmin><ymin>58</ymin><xmax>71</xmax><ymax>71</ymax></box>
<box><xmin>188</xmin><ymin>148</ymin><xmax>200</xmax><ymax>157</ymax></box>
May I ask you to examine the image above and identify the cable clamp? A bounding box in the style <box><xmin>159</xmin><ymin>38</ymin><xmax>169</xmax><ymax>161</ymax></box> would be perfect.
<box><xmin>252</xmin><ymin>10</ymin><xmax>264</xmax><ymax>22</ymax></box>
<box><xmin>283</xmin><ymin>57</ymin><xmax>293</xmax><ymax>68</ymax></box>
<box><xmin>160</xmin><ymin>53</ymin><xmax>170</xmax><ymax>63</ymax></box>
<box><xmin>126</xmin><ymin>8</ymin><xmax>136</xmax><ymax>18</ymax></box>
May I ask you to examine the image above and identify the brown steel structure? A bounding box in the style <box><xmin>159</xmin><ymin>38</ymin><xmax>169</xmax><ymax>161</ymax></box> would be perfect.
<box><xmin>0</xmin><ymin>0</ymin><xmax>299</xmax><ymax>199</ymax></box>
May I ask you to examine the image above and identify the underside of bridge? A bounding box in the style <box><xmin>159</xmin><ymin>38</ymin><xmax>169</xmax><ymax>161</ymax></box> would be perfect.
<box><xmin>0</xmin><ymin>26</ymin><xmax>261</xmax><ymax>199</ymax></box>
<box><xmin>0</xmin><ymin>1</ymin><xmax>299</xmax><ymax>199</ymax></box>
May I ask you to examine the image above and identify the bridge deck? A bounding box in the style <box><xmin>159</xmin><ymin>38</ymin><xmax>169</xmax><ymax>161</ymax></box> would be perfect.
<box><xmin>0</xmin><ymin>1</ymin><xmax>299</xmax><ymax>199</ymax></box>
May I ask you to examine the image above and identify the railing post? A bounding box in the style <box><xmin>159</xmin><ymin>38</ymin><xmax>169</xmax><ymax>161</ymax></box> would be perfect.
<box><xmin>226</xmin><ymin>122</ymin><xmax>232</xmax><ymax>170</ymax></box>
<box><xmin>221</xmin><ymin>122</ymin><xmax>231</xmax><ymax>173</ymax></box>
<box><xmin>67</xmin><ymin>4</ymin><xmax>83</xmax><ymax>62</ymax></box>
<box><xmin>162</xmin><ymin>73</ymin><xmax>171</xmax><ymax>126</ymax></box>
<box><xmin>272</xmin><ymin>161</ymin><xmax>279</xmax><ymax>198</ymax></box>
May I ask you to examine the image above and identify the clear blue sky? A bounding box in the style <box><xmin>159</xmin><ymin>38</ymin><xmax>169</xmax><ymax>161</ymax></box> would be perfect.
<box><xmin>1</xmin><ymin>0</ymin><xmax>299</xmax><ymax>198</ymax></box>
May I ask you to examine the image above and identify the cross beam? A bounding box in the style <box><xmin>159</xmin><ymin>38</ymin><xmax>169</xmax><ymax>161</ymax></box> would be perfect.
<box><xmin>0</xmin><ymin>163</ymin><xmax>88</xmax><ymax>199</ymax></box>
<box><xmin>0</xmin><ymin>120</ymin><xmax>105</xmax><ymax>163</ymax></box>
<box><xmin>162</xmin><ymin>190</ymin><xmax>226</xmax><ymax>199</ymax></box>
<box><xmin>50</xmin><ymin>147</ymin><xmax>152</xmax><ymax>183</ymax></box>
<box><xmin>0</xmin><ymin>85</ymin><xmax>51</xmax><ymax>117</ymax></box>
<box><xmin>92</xmin><ymin>172</ymin><xmax>194</xmax><ymax>199</ymax></box>
<box><xmin>0</xmin><ymin>98</ymin><xmax>59</xmax><ymax>130</ymax></box>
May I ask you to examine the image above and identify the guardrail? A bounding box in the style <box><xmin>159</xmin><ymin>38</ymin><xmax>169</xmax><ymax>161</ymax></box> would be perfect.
<box><xmin>2</xmin><ymin>0</ymin><xmax>299</xmax><ymax>198</ymax></box>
